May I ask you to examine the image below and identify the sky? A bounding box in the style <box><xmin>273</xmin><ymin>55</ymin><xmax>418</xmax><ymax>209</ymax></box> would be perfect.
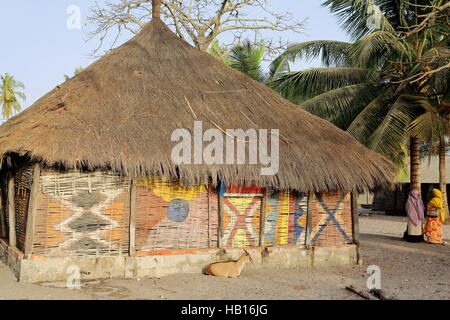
<box><xmin>0</xmin><ymin>0</ymin><xmax>351</xmax><ymax>117</ymax></box>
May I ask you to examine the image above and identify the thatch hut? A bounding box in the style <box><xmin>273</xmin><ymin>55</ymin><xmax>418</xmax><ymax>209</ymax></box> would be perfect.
<box><xmin>0</xmin><ymin>1</ymin><xmax>394</xmax><ymax>282</ymax></box>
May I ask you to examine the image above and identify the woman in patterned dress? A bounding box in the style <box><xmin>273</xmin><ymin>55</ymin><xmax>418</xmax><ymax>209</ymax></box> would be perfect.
<box><xmin>423</xmin><ymin>189</ymin><xmax>445</xmax><ymax>244</ymax></box>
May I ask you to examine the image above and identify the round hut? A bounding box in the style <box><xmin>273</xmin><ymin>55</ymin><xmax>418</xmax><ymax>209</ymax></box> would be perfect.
<box><xmin>0</xmin><ymin>1</ymin><xmax>394</xmax><ymax>282</ymax></box>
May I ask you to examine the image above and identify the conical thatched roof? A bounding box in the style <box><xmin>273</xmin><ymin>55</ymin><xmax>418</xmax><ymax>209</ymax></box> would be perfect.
<box><xmin>0</xmin><ymin>19</ymin><xmax>395</xmax><ymax>192</ymax></box>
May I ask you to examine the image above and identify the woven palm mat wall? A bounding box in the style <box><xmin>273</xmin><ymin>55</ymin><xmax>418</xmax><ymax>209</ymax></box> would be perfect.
<box><xmin>14</xmin><ymin>165</ymin><xmax>33</xmax><ymax>252</ymax></box>
<box><xmin>33</xmin><ymin>170</ymin><xmax>131</xmax><ymax>256</ymax></box>
<box><xmin>222</xmin><ymin>195</ymin><xmax>262</xmax><ymax>248</ymax></box>
<box><xmin>265</xmin><ymin>191</ymin><xmax>307</xmax><ymax>247</ymax></box>
<box><xmin>311</xmin><ymin>192</ymin><xmax>353</xmax><ymax>247</ymax></box>
<box><xmin>0</xmin><ymin>176</ymin><xmax>7</xmax><ymax>239</ymax></box>
<box><xmin>136</xmin><ymin>177</ymin><xmax>218</xmax><ymax>252</ymax></box>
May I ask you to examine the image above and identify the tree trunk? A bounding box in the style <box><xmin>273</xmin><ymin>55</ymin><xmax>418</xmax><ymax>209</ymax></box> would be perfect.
<box><xmin>439</xmin><ymin>137</ymin><xmax>449</xmax><ymax>223</ymax></box>
<box><xmin>410</xmin><ymin>137</ymin><xmax>421</xmax><ymax>196</ymax></box>
<box><xmin>197</xmin><ymin>38</ymin><xmax>211</xmax><ymax>52</ymax></box>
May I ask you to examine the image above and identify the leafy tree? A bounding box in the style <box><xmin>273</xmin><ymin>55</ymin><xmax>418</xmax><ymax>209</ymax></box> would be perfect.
<box><xmin>271</xmin><ymin>0</ymin><xmax>450</xmax><ymax>197</ymax></box>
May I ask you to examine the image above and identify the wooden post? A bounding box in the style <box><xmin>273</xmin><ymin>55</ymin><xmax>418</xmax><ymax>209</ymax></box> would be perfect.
<box><xmin>351</xmin><ymin>191</ymin><xmax>362</xmax><ymax>265</ymax></box>
<box><xmin>259</xmin><ymin>190</ymin><xmax>268</xmax><ymax>248</ymax></box>
<box><xmin>207</xmin><ymin>185</ymin><xmax>211</xmax><ymax>248</ymax></box>
<box><xmin>25</xmin><ymin>163</ymin><xmax>41</xmax><ymax>258</ymax></box>
<box><xmin>7</xmin><ymin>174</ymin><xmax>16</xmax><ymax>248</ymax></box>
<box><xmin>0</xmin><ymin>183</ymin><xmax>5</xmax><ymax>239</ymax></box>
<box><xmin>129</xmin><ymin>179</ymin><xmax>137</xmax><ymax>257</ymax></box>
<box><xmin>393</xmin><ymin>188</ymin><xmax>397</xmax><ymax>215</ymax></box>
<box><xmin>305</xmin><ymin>191</ymin><xmax>314</xmax><ymax>249</ymax></box>
<box><xmin>218</xmin><ymin>195</ymin><xmax>224</xmax><ymax>249</ymax></box>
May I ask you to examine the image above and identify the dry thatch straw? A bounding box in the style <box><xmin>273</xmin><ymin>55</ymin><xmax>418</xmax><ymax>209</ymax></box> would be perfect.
<box><xmin>0</xmin><ymin>19</ymin><xmax>395</xmax><ymax>192</ymax></box>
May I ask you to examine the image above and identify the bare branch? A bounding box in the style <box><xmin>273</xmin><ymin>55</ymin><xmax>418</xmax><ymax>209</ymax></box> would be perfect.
<box><xmin>400</xmin><ymin>2</ymin><xmax>450</xmax><ymax>39</ymax></box>
<box><xmin>86</xmin><ymin>0</ymin><xmax>306</xmax><ymax>54</ymax></box>
<box><xmin>410</xmin><ymin>62</ymin><xmax>450</xmax><ymax>84</ymax></box>
<box><xmin>394</xmin><ymin>61</ymin><xmax>450</xmax><ymax>85</ymax></box>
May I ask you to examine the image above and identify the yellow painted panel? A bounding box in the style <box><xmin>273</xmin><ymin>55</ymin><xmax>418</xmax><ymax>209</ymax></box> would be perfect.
<box><xmin>275</xmin><ymin>191</ymin><xmax>290</xmax><ymax>245</ymax></box>
<box><xmin>136</xmin><ymin>176</ymin><xmax>205</xmax><ymax>202</ymax></box>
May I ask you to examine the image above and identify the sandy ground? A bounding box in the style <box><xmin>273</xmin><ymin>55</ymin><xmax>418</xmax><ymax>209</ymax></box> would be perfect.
<box><xmin>0</xmin><ymin>214</ymin><xmax>448</xmax><ymax>300</ymax></box>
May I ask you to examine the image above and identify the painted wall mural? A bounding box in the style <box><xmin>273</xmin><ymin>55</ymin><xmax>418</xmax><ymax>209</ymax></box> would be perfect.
<box><xmin>29</xmin><ymin>171</ymin><xmax>354</xmax><ymax>256</ymax></box>
<box><xmin>264</xmin><ymin>191</ymin><xmax>307</xmax><ymax>247</ymax></box>
<box><xmin>310</xmin><ymin>192</ymin><xmax>353</xmax><ymax>247</ymax></box>
<box><xmin>33</xmin><ymin>170</ymin><xmax>131</xmax><ymax>256</ymax></box>
<box><xmin>135</xmin><ymin>177</ymin><xmax>218</xmax><ymax>252</ymax></box>
<box><xmin>222</xmin><ymin>196</ymin><xmax>261</xmax><ymax>248</ymax></box>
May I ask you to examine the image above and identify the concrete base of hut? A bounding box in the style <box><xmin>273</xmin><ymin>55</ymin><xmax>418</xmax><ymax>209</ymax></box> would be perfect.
<box><xmin>0</xmin><ymin>240</ymin><xmax>357</xmax><ymax>283</ymax></box>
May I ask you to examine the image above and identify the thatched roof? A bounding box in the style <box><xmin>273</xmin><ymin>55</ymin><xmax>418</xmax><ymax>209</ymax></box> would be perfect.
<box><xmin>0</xmin><ymin>18</ymin><xmax>395</xmax><ymax>192</ymax></box>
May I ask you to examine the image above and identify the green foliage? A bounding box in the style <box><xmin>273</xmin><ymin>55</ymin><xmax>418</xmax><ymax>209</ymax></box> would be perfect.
<box><xmin>208</xmin><ymin>40</ymin><xmax>232</xmax><ymax>65</ymax></box>
<box><xmin>271</xmin><ymin>67</ymin><xmax>373</xmax><ymax>104</ymax></box>
<box><xmin>282</xmin><ymin>40</ymin><xmax>353</xmax><ymax>67</ymax></box>
<box><xmin>228</xmin><ymin>40</ymin><xmax>266</xmax><ymax>83</ymax></box>
<box><xmin>271</xmin><ymin>0</ymin><xmax>450</xmax><ymax>174</ymax></box>
<box><xmin>0</xmin><ymin>73</ymin><xmax>26</xmax><ymax>119</ymax></box>
<box><xmin>64</xmin><ymin>67</ymin><xmax>85</xmax><ymax>81</ymax></box>
<box><xmin>208</xmin><ymin>39</ymin><xmax>290</xmax><ymax>84</ymax></box>
<box><xmin>321</xmin><ymin>0</ymin><xmax>396</xmax><ymax>40</ymax></box>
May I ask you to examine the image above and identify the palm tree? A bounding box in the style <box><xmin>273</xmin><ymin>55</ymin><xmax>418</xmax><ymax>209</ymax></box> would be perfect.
<box><xmin>0</xmin><ymin>73</ymin><xmax>26</xmax><ymax>119</ymax></box>
<box><xmin>408</xmin><ymin>92</ymin><xmax>450</xmax><ymax>220</ymax></box>
<box><xmin>228</xmin><ymin>40</ymin><xmax>266</xmax><ymax>83</ymax></box>
<box><xmin>271</xmin><ymin>0</ymin><xmax>450</xmax><ymax>195</ymax></box>
<box><xmin>209</xmin><ymin>39</ymin><xmax>290</xmax><ymax>84</ymax></box>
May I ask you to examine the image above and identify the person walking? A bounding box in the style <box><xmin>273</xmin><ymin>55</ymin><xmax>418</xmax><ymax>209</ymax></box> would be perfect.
<box><xmin>423</xmin><ymin>188</ymin><xmax>445</xmax><ymax>244</ymax></box>
<box><xmin>404</xmin><ymin>189</ymin><xmax>424</xmax><ymax>242</ymax></box>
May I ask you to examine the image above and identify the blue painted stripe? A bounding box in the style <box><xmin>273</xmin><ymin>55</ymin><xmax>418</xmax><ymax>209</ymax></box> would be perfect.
<box><xmin>311</xmin><ymin>193</ymin><xmax>351</xmax><ymax>245</ymax></box>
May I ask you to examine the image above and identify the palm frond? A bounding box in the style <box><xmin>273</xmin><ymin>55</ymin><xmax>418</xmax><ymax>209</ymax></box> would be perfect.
<box><xmin>407</xmin><ymin>100</ymin><xmax>450</xmax><ymax>144</ymax></box>
<box><xmin>322</xmin><ymin>0</ymin><xmax>396</xmax><ymax>40</ymax></box>
<box><xmin>300</xmin><ymin>83</ymin><xmax>384</xmax><ymax>129</ymax></box>
<box><xmin>281</xmin><ymin>40</ymin><xmax>353</xmax><ymax>67</ymax></box>
<box><xmin>229</xmin><ymin>40</ymin><xmax>266</xmax><ymax>82</ymax></box>
<box><xmin>350</xmin><ymin>30</ymin><xmax>413</xmax><ymax>67</ymax></box>
<box><xmin>267</xmin><ymin>55</ymin><xmax>290</xmax><ymax>82</ymax></box>
<box><xmin>14</xmin><ymin>92</ymin><xmax>26</xmax><ymax>101</ymax></box>
<box><xmin>346</xmin><ymin>92</ymin><xmax>392</xmax><ymax>144</ymax></box>
<box><xmin>367</xmin><ymin>94</ymin><xmax>427</xmax><ymax>156</ymax></box>
<box><xmin>270</xmin><ymin>67</ymin><xmax>372</xmax><ymax>103</ymax></box>
<box><xmin>391</xmin><ymin>142</ymin><xmax>409</xmax><ymax>180</ymax></box>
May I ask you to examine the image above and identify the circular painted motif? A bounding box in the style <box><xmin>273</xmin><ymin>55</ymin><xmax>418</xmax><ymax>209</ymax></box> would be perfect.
<box><xmin>167</xmin><ymin>199</ymin><xmax>189</xmax><ymax>222</ymax></box>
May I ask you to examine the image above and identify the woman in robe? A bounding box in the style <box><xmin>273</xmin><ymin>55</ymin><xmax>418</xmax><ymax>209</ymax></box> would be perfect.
<box><xmin>423</xmin><ymin>188</ymin><xmax>445</xmax><ymax>244</ymax></box>
<box><xmin>403</xmin><ymin>189</ymin><xmax>424</xmax><ymax>242</ymax></box>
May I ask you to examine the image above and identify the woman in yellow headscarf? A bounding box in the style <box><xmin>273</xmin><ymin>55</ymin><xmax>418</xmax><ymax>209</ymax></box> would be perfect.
<box><xmin>423</xmin><ymin>189</ymin><xmax>445</xmax><ymax>244</ymax></box>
